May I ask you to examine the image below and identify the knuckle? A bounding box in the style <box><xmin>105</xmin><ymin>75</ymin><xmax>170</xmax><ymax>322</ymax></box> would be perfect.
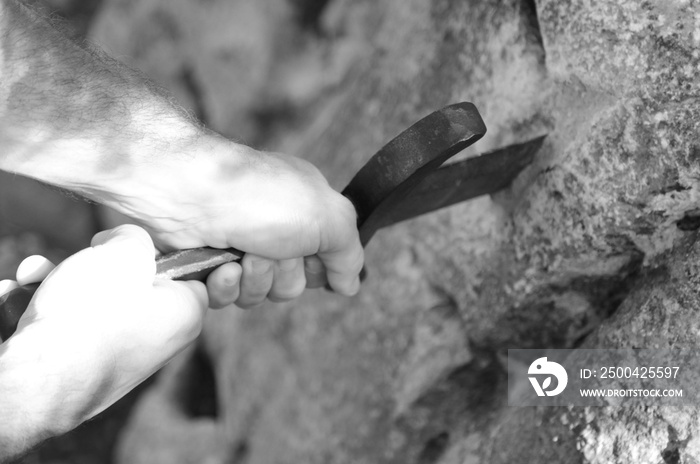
<box><xmin>336</xmin><ymin>195</ymin><xmax>358</xmax><ymax>224</ymax></box>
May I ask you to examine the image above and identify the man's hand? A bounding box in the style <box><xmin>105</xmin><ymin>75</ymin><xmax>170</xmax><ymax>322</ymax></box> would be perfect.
<box><xmin>0</xmin><ymin>1</ymin><xmax>363</xmax><ymax>309</ymax></box>
<box><xmin>0</xmin><ymin>225</ymin><xmax>208</xmax><ymax>461</ymax></box>
<box><xmin>104</xmin><ymin>139</ymin><xmax>364</xmax><ymax>309</ymax></box>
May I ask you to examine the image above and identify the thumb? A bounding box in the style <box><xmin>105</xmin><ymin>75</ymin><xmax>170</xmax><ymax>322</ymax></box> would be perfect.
<box><xmin>148</xmin><ymin>280</ymin><xmax>209</xmax><ymax>346</ymax></box>
<box><xmin>90</xmin><ymin>225</ymin><xmax>157</xmax><ymax>284</ymax></box>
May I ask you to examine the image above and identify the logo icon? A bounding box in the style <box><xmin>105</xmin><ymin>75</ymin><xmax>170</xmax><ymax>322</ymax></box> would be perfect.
<box><xmin>528</xmin><ymin>357</ymin><xmax>568</xmax><ymax>397</ymax></box>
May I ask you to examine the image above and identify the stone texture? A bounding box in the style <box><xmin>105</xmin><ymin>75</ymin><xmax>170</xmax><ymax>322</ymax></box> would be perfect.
<box><xmin>88</xmin><ymin>0</ymin><xmax>700</xmax><ymax>462</ymax></box>
<box><xmin>0</xmin><ymin>173</ymin><xmax>96</xmax><ymax>259</ymax></box>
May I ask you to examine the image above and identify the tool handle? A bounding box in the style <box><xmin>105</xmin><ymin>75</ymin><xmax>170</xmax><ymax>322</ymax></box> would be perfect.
<box><xmin>0</xmin><ymin>247</ymin><xmax>243</xmax><ymax>341</ymax></box>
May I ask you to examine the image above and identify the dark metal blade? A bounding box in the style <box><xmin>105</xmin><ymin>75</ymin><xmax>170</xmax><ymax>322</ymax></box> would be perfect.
<box><xmin>378</xmin><ymin>135</ymin><xmax>545</xmax><ymax>228</ymax></box>
<box><xmin>343</xmin><ymin>102</ymin><xmax>487</xmax><ymax>245</ymax></box>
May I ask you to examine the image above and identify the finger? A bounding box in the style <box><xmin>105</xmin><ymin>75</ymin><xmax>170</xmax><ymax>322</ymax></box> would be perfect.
<box><xmin>268</xmin><ymin>258</ymin><xmax>305</xmax><ymax>303</ymax></box>
<box><xmin>0</xmin><ymin>280</ymin><xmax>19</xmax><ymax>297</ymax></box>
<box><xmin>205</xmin><ymin>262</ymin><xmax>242</xmax><ymax>309</ymax></box>
<box><xmin>236</xmin><ymin>254</ymin><xmax>274</xmax><ymax>309</ymax></box>
<box><xmin>317</xmin><ymin>235</ymin><xmax>364</xmax><ymax>296</ymax></box>
<box><xmin>16</xmin><ymin>255</ymin><xmax>56</xmax><ymax>286</ymax></box>
<box><xmin>91</xmin><ymin>224</ymin><xmax>155</xmax><ymax>254</ymax></box>
<box><xmin>90</xmin><ymin>225</ymin><xmax>157</xmax><ymax>282</ymax></box>
<box><xmin>304</xmin><ymin>255</ymin><xmax>327</xmax><ymax>289</ymax></box>
<box><xmin>91</xmin><ymin>227</ymin><xmax>122</xmax><ymax>247</ymax></box>
<box><xmin>149</xmin><ymin>280</ymin><xmax>208</xmax><ymax>347</ymax></box>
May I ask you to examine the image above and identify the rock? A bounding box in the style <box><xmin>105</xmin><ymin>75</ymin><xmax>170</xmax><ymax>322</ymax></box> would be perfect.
<box><xmin>88</xmin><ymin>0</ymin><xmax>700</xmax><ymax>462</ymax></box>
<box><xmin>24</xmin><ymin>0</ymin><xmax>103</xmax><ymax>36</ymax></box>
<box><xmin>90</xmin><ymin>0</ymin><xmax>299</xmax><ymax>144</ymax></box>
<box><xmin>0</xmin><ymin>172</ymin><xmax>96</xmax><ymax>257</ymax></box>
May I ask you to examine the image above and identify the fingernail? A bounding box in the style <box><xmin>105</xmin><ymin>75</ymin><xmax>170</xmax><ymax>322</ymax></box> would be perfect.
<box><xmin>279</xmin><ymin>259</ymin><xmax>298</xmax><ymax>272</ymax></box>
<box><xmin>251</xmin><ymin>257</ymin><xmax>272</xmax><ymax>274</ymax></box>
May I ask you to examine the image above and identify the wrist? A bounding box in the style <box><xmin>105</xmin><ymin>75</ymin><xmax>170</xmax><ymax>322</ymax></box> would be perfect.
<box><xmin>6</xmin><ymin>93</ymin><xmax>205</xmax><ymax>201</ymax></box>
<box><xmin>95</xmin><ymin>134</ymin><xmax>261</xmax><ymax>249</ymax></box>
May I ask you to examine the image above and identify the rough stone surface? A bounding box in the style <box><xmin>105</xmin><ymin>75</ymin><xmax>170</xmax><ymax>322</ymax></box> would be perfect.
<box><xmin>0</xmin><ymin>173</ymin><xmax>96</xmax><ymax>258</ymax></box>
<box><xmin>88</xmin><ymin>0</ymin><xmax>700</xmax><ymax>462</ymax></box>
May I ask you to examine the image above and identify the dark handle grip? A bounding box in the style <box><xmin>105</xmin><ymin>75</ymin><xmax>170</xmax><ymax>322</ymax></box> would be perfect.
<box><xmin>0</xmin><ymin>247</ymin><xmax>244</xmax><ymax>341</ymax></box>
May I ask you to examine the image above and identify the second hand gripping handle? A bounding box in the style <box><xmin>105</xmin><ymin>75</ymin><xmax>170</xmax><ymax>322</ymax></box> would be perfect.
<box><xmin>0</xmin><ymin>247</ymin><xmax>243</xmax><ymax>340</ymax></box>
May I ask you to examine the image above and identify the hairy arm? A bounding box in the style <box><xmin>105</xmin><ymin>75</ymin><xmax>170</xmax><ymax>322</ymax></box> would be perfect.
<box><xmin>0</xmin><ymin>0</ymin><xmax>229</xmax><ymax>211</ymax></box>
<box><xmin>0</xmin><ymin>10</ymin><xmax>362</xmax><ymax>459</ymax></box>
<box><xmin>0</xmin><ymin>1</ymin><xmax>363</xmax><ymax>303</ymax></box>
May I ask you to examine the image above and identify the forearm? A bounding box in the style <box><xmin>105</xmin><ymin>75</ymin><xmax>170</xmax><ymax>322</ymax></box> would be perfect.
<box><xmin>0</xmin><ymin>2</ymin><xmax>362</xmax><ymax>296</ymax></box>
<box><xmin>0</xmin><ymin>1</ymin><xmax>227</xmax><ymax>207</ymax></box>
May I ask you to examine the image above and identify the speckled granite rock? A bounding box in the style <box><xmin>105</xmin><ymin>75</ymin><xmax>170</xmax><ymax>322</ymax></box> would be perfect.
<box><xmin>91</xmin><ymin>0</ymin><xmax>700</xmax><ymax>462</ymax></box>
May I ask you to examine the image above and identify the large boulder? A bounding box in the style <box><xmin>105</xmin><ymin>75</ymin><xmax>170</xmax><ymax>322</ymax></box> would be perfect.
<box><xmin>91</xmin><ymin>0</ymin><xmax>700</xmax><ymax>462</ymax></box>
